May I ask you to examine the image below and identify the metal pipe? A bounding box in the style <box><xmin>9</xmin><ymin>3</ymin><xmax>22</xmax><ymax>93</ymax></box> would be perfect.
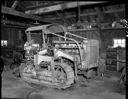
<box><xmin>66</xmin><ymin>32</ymin><xmax>87</xmax><ymax>40</ymax></box>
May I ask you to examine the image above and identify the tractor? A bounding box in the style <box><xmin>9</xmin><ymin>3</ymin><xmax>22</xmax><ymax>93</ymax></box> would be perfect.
<box><xmin>19</xmin><ymin>24</ymin><xmax>99</xmax><ymax>89</ymax></box>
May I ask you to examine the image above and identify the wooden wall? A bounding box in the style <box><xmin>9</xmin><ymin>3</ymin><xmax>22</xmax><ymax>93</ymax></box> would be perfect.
<box><xmin>1</xmin><ymin>25</ymin><xmax>26</xmax><ymax>48</ymax></box>
<box><xmin>1</xmin><ymin>25</ymin><xmax>26</xmax><ymax>56</ymax></box>
<box><xmin>101</xmin><ymin>28</ymin><xmax>125</xmax><ymax>50</ymax></box>
<box><xmin>69</xmin><ymin>28</ymin><xmax>125</xmax><ymax>52</ymax></box>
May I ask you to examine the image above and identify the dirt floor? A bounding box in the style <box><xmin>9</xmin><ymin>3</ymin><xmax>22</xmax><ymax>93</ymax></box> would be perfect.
<box><xmin>2</xmin><ymin>69</ymin><xmax>125</xmax><ymax>99</ymax></box>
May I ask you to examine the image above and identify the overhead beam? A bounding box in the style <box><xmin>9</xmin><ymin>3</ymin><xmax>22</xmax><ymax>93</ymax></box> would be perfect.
<box><xmin>1</xmin><ymin>19</ymin><xmax>64</xmax><ymax>28</ymax></box>
<box><xmin>47</xmin><ymin>8</ymin><xmax>125</xmax><ymax>20</ymax></box>
<box><xmin>25</xmin><ymin>1</ymin><xmax>104</xmax><ymax>14</ymax></box>
<box><xmin>2</xmin><ymin>6</ymin><xmax>53</xmax><ymax>23</ymax></box>
<box><xmin>1</xmin><ymin>19</ymin><xmax>33</xmax><ymax>27</ymax></box>
<box><xmin>25</xmin><ymin>1</ymin><xmax>64</xmax><ymax>10</ymax></box>
<box><xmin>11</xmin><ymin>0</ymin><xmax>19</xmax><ymax>9</ymax></box>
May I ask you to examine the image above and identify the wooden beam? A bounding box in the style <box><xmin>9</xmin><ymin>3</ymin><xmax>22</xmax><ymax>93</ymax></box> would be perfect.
<box><xmin>2</xmin><ymin>24</ymin><xmax>28</xmax><ymax>29</ymax></box>
<box><xmin>11</xmin><ymin>0</ymin><xmax>19</xmax><ymax>9</ymax></box>
<box><xmin>2</xmin><ymin>19</ymin><xmax>64</xmax><ymax>28</ymax></box>
<box><xmin>1</xmin><ymin>19</ymin><xmax>33</xmax><ymax>27</ymax></box>
<box><xmin>45</xmin><ymin>8</ymin><xmax>125</xmax><ymax>20</ymax></box>
<box><xmin>25</xmin><ymin>1</ymin><xmax>64</xmax><ymax>10</ymax></box>
<box><xmin>2</xmin><ymin>6</ymin><xmax>53</xmax><ymax>23</ymax></box>
<box><xmin>25</xmin><ymin>1</ymin><xmax>104</xmax><ymax>14</ymax></box>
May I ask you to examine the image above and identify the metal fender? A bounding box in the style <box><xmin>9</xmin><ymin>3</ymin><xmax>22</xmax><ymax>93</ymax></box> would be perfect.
<box><xmin>54</xmin><ymin>49</ymin><xmax>74</xmax><ymax>61</ymax></box>
<box><xmin>34</xmin><ymin>55</ymin><xmax>53</xmax><ymax>65</ymax></box>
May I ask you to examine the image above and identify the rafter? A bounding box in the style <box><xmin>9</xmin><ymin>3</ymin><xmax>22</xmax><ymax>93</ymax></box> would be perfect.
<box><xmin>25</xmin><ymin>1</ymin><xmax>64</xmax><ymax>10</ymax></box>
<box><xmin>44</xmin><ymin>8</ymin><xmax>125</xmax><ymax>20</ymax></box>
<box><xmin>11</xmin><ymin>0</ymin><xmax>19</xmax><ymax>9</ymax></box>
<box><xmin>2</xmin><ymin>6</ymin><xmax>55</xmax><ymax>23</ymax></box>
<box><xmin>25</xmin><ymin>1</ymin><xmax>104</xmax><ymax>14</ymax></box>
<box><xmin>1</xmin><ymin>19</ymin><xmax>33</xmax><ymax>27</ymax></box>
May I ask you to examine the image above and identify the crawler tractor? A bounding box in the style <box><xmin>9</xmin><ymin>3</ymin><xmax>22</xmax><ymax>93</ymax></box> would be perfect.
<box><xmin>20</xmin><ymin>24</ymin><xmax>99</xmax><ymax>89</ymax></box>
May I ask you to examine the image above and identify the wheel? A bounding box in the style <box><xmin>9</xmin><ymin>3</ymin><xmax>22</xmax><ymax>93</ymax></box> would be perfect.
<box><xmin>53</xmin><ymin>61</ymin><xmax>75</xmax><ymax>88</ymax></box>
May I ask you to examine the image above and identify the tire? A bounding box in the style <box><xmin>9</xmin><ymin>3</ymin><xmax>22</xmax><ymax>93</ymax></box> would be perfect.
<box><xmin>54</xmin><ymin>61</ymin><xmax>75</xmax><ymax>87</ymax></box>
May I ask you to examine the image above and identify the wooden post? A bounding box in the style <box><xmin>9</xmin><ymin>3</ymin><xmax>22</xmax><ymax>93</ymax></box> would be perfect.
<box><xmin>19</xmin><ymin>30</ymin><xmax>21</xmax><ymax>40</ymax></box>
<box><xmin>117</xmin><ymin>50</ymin><xmax>119</xmax><ymax>71</ymax></box>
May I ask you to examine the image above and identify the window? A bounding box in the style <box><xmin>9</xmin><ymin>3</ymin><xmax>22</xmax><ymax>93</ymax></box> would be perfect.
<box><xmin>113</xmin><ymin>39</ymin><xmax>125</xmax><ymax>48</ymax></box>
<box><xmin>1</xmin><ymin>40</ymin><xmax>7</xmax><ymax>47</ymax></box>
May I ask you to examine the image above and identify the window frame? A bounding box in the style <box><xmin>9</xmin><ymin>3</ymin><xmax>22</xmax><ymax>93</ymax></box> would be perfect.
<box><xmin>113</xmin><ymin>39</ymin><xmax>125</xmax><ymax>48</ymax></box>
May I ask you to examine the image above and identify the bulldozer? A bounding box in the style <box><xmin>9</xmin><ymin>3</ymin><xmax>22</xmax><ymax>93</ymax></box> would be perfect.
<box><xmin>20</xmin><ymin>24</ymin><xmax>99</xmax><ymax>89</ymax></box>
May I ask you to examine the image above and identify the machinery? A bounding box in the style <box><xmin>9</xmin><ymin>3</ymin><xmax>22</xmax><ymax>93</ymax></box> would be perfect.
<box><xmin>20</xmin><ymin>24</ymin><xmax>99</xmax><ymax>89</ymax></box>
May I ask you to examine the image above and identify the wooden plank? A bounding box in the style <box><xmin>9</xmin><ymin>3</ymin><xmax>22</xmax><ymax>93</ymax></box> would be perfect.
<box><xmin>25</xmin><ymin>1</ymin><xmax>104</xmax><ymax>14</ymax></box>
<box><xmin>11</xmin><ymin>0</ymin><xmax>19</xmax><ymax>9</ymax></box>
<box><xmin>2</xmin><ymin>6</ymin><xmax>53</xmax><ymax>23</ymax></box>
<box><xmin>25</xmin><ymin>1</ymin><xmax>64</xmax><ymax>10</ymax></box>
<box><xmin>2</xmin><ymin>24</ymin><xmax>26</xmax><ymax>29</ymax></box>
<box><xmin>1</xmin><ymin>19</ymin><xmax>33</xmax><ymax>27</ymax></box>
